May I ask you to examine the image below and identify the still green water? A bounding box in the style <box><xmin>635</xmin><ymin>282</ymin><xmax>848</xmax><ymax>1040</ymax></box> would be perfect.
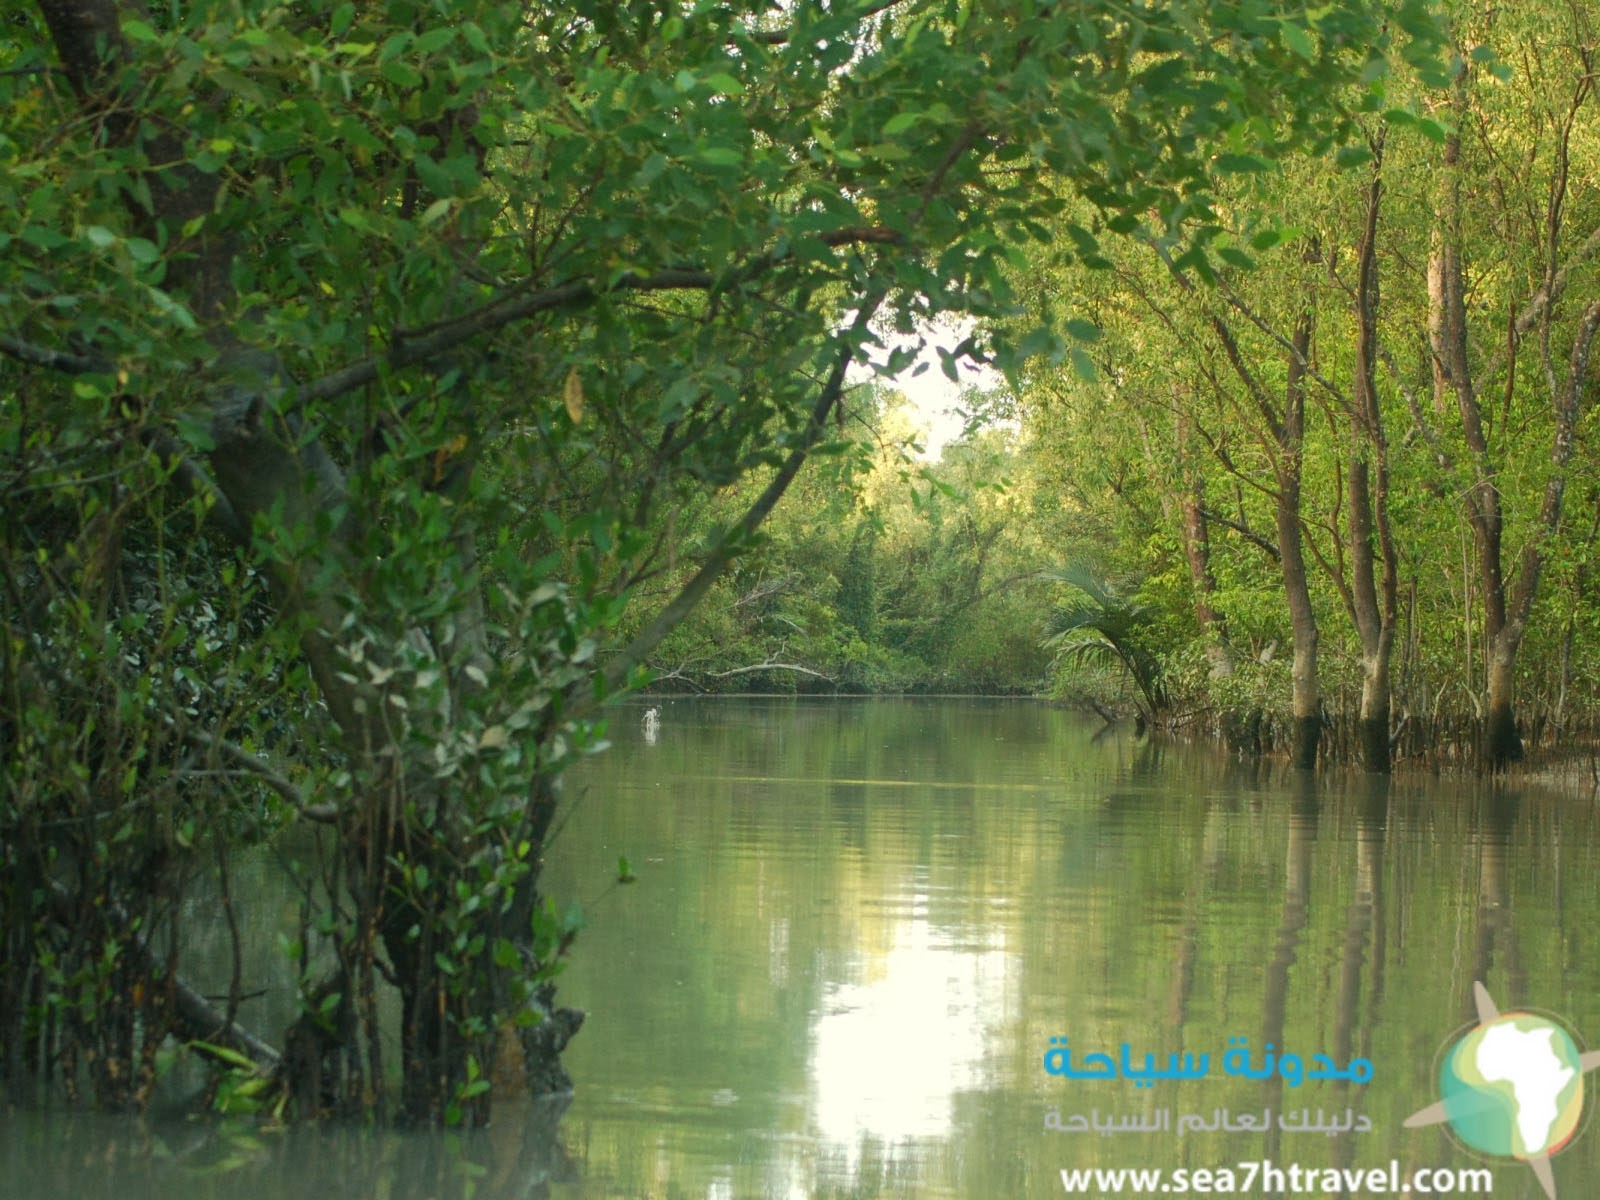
<box><xmin>7</xmin><ymin>697</ymin><xmax>1600</xmax><ymax>1200</ymax></box>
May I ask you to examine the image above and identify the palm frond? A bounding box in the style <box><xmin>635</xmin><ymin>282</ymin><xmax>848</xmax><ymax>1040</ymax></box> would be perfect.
<box><xmin>1041</xmin><ymin>563</ymin><xmax>1168</xmax><ymax>718</ymax></box>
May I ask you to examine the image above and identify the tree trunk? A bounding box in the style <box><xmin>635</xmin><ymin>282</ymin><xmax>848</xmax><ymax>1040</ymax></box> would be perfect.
<box><xmin>1428</xmin><ymin>32</ymin><xmax>1599</xmax><ymax>771</ymax></box>
<box><xmin>1359</xmin><ymin>650</ymin><xmax>1392</xmax><ymax>772</ymax></box>
<box><xmin>1287</xmin><ymin>642</ymin><xmax>1322</xmax><ymax>769</ymax></box>
<box><xmin>1279</xmin><ymin>311</ymin><xmax>1320</xmax><ymax>771</ymax></box>
<box><xmin>1485</xmin><ymin>639</ymin><xmax>1523</xmax><ymax>765</ymax></box>
<box><xmin>1178</xmin><ymin>410</ymin><xmax>1235</xmax><ymax>681</ymax></box>
<box><xmin>1345</xmin><ymin>139</ymin><xmax>1399</xmax><ymax>773</ymax></box>
<box><xmin>1200</xmin><ymin>251</ymin><xmax>1319</xmax><ymax>767</ymax></box>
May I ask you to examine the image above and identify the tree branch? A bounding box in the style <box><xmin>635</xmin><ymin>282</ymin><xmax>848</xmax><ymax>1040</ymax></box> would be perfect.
<box><xmin>1199</xmin><ymin>505</ymin><xmax>1281</xmax><ymax>561</ymax></box>
<box><xmin>168</xmin><ymin>716</ymin><xmax>339</xmax><ymax>824</ymax></box>
<box><xmin>47</xmin><ymin>880</ymin><xmax>281</xmax><ymax>1072</ymax></box>
<box><xmin>301</xmin><ymin>230</ymin><xmax>904</xmax><ymax>405</ymax></box>
<box><xmin>593</xmin><ymin>292</ymin><xmax>888</xmax><ymax>702</ymax></box>
<box><xmin>708</xmin><ymin>662</ymin><xmax>836</xmax><ymax>682</ymax></box>
<box><xmin>0</xmin><ymin>333</ymin><xmax>112</xmax><ymax>374</ymax></box>
<box><xmin>1470</xmin><ymin>222</ymin><xmax>1600</xmax><ymax>399</ymax></box>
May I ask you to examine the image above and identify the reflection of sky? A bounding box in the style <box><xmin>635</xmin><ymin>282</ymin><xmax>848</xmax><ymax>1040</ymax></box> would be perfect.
<box><xmin>807</xmin><ymin>888</ymin><xmax>1017</xmax><ymax>1160</ymax></box>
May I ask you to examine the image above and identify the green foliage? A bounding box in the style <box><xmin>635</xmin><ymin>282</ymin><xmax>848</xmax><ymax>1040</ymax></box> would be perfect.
<box><xmin>1</xmin><ymin>0</ymin><xmax>1449</xmax><ymax>1124</ymax></box>
<box><xmin>836</xmin><ymin>523</ymin><xmax>880</xmax><ymax>645</ymax></box>
<box><xmin>1042</xmin><ymin>565</ymin><xmax>1170</xmax><ymax>719</ymax></box>
<box><xmin>1002</xmin><ymin>0</ymin><xmax>1600</xmax><ymax>759</ymax></box>
<box><xmin>639</xmin><ymin>410</ymin><xmax>1063</xmax><ymax>695</ymax></box>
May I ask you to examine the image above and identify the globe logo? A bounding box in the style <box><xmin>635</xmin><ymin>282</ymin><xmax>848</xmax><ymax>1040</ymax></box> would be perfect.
<box><xmin>1406</xmin><ymin>982</ymin><xmax>1600</xmax><ymax>1200</ymax></box>
<box><xmin>1439</xmin><ymin>1014</ymin><xmax>1583</xmax><ymax>1157</ymax></box>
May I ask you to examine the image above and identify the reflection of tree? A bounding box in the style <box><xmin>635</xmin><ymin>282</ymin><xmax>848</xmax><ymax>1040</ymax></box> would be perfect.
<box><xmin>1256</xmin><ymin>773</ymin><xmax>1319</xmax><ymax>1178</ymax></box>
<box><xmin>536</xmin><ymin>701</ymin><xmax>1600</xmax><ymax>1197</ymax></box>
<box><xmin>2</xmin><ymin>1102</ymin><xmax>575</xmax><ymax>1200</ymax></box>
<box><xmin>1328</xmin><ymin>774</ymin><xmax>1390</xmax><ymax>1189</ymax></box>
<box><xmin>1471</xmin><ymin>790</ymin><xmax>1528</xmax><ymax>1006</ymax></box>
<box><xmin>1164</xmin><ymin>798</ymin><xmax>1231</xmax><ymax>1074</ymax></box>
<box><xmin>1164</xmin><ymin>812</ymin><xmax>1216</xmax><ymax>1029</ymax></box>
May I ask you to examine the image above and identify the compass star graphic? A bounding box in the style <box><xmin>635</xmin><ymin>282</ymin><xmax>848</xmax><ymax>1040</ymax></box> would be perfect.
<box><xmin>1404</xmin><ymin>982</ymin><xmax>1600</xmax><ymax>1199</ymax></box>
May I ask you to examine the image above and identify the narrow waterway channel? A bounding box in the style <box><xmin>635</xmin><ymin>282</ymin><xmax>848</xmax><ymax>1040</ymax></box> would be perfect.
<box><xmin>6</xmin><ymin>698</ymin><xmax>1597</xmax><ymax>1200</ymax></box>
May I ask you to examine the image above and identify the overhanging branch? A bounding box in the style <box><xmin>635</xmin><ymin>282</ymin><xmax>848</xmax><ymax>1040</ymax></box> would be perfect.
<box><xmin>708</xmin><ymin>661</ymin><xmax>836</xmax><ymax>682</ymax></box>
<box><xmin>300</xmin><ymin>229</ymin><xmax>904</xmax><ymax>405</ymax></box>
<box><xmin>0</xmin><ymin>333</ymin><xmax>112</xmax><ymax>375</ymax></box>
<box><xmin>592</xmin><ymin>291</ymin><xmax>889</xmax><ymax>703</ymax></box>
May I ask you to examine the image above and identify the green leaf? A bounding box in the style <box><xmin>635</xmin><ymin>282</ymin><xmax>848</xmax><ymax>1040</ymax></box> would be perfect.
<box><xmin>414</xmin><ymin>27</ymin><xmax>455</xmax><ymax>54</ymax></box>
<box><xmin>1280</xmin><ymin>20</ymin><xmax>1316</xmax><ymax>62</ymax></box>
<box><xmin>561</xmin><ymin>900</ymin><xmax>585</xmax><ymax>935</ymax></box>
<box><xmin>882</xmin><ymin>111</ymin><xmax>920</xmax><ymax>136</ymax></box>
<box><xmin>1064</xmin><ymin>317</ymin><xmax>1101</xmax><ymax>343</ymax></box>
<box><xmin>190</xmin><ymin>1041</ymin><xmax>258</xmax><ymax>1071</ymax></box>
<box><xmin>124</xmin><ymin>238</ymin><xmax>160</xmax><ymax>265</ymax></box>
<box><xmin>1016</xmin><ymin>325</ymin><xmax>1063</xmax><ymax>363</ymax></box>
<box><xmin>1213</xmin><ymin>152</ymin><xmax>1273</xmax><ymax>174</ymax></box>
<box><xmin>176</xmin><ymin>412</ymin><xmax>215</xmax><ymax>451</ymax></box>
<box><xmin>381</xmin><ymin>59</ymin><xmax>423</xmax><ymax>88</ymax></box>
<box><xmin>379</xmin><ymin>32</ymin><xmax>412</xmax><ymax>61</ymax></box>
<box><xmin>691</xmin><ymin>146</ymin><xmax>744</xmax><ymax>169</ymax></box>
<box><xmin>418</xmin><ymin>198</ymin><xmax>453</xmax><ymax>227</ymax></box>
<box><xmin>412</xmin><ymin>155</ymin><xmax>453</xmax><ymax>195</ymax></box>
<box><xmin>22</xmin><ymin>226</ymin><xmax>67</xmax><ymax>250</ymax></box>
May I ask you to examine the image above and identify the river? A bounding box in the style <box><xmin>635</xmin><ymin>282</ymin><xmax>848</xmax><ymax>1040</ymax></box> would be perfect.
<box><xmin>5</xmin><ymin>697</ymin><xmax>1599</xmax><ymax>1200</ymax></box>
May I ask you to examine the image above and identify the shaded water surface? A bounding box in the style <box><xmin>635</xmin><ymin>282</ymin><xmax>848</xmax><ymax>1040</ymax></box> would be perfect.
<box><xmin>8</xmin><ymin>698</ymin><xmax>1600</xmax><ymax>1199</ymax></box>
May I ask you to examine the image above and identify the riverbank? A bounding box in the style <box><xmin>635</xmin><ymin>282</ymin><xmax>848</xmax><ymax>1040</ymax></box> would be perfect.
<box><xmin>633</xmin><ymin>689</ymin><xmax>1600</xmax><ymax>798</ymax></box>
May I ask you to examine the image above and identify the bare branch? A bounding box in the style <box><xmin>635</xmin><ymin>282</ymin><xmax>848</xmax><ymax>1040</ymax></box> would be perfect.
<box><xmin>708</xmin><ymin>662</ymin><xmax>836</xmax><ymax>682</ymax></box>
<box><xmin>1471</xmin><ymin>222</ymin><xmax>1600</xmax><ymax>396</ymax></box>
<box><xmin>47</xmin><ymin>879</ymin><xmax>282</xmax><ymax>1071</ymax></box>
<box><xmin>1199</xmin><ymin>506</ymin><xmax>1281</xmax><ymax>561</ymax></box>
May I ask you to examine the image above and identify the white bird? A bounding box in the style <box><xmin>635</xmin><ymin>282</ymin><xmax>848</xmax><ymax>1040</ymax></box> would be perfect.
<box><xmin>642</xmin><ymin>706</ymin><xmax>661</xmax><ymax>743</ymax></box>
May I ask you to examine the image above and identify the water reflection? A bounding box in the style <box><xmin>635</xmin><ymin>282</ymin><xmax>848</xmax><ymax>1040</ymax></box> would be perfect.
<box><xmin>9</xmin><ymin>699</ymin><xmax>1600</xmax><ymax>1200</ymax></box>
<box><xmin>0</xmin><ymin>1099</ymin><xmax>574</xmax><ymax>1200</ymax></box>
<box><xmin>550</xmin><ymin>700</ymin><xmax>1600</xmax><ymax>1200</ymax></box>
<box><xmin>810</xmin><ymin>887</ymin><xmax>1014</xmax><ymax>1151</ymax></box>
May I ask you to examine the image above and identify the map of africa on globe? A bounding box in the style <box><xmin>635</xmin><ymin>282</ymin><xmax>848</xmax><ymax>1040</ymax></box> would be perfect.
<box><xmin>1406</xmin><ymin>982</ymin><xmax>1600</xmax><ymax>1200</ymax></box>
<box><xmin>1440</xmin><ymin>1014</ymin><xmax>1584</xmax><ymax>1159</ymax></box>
